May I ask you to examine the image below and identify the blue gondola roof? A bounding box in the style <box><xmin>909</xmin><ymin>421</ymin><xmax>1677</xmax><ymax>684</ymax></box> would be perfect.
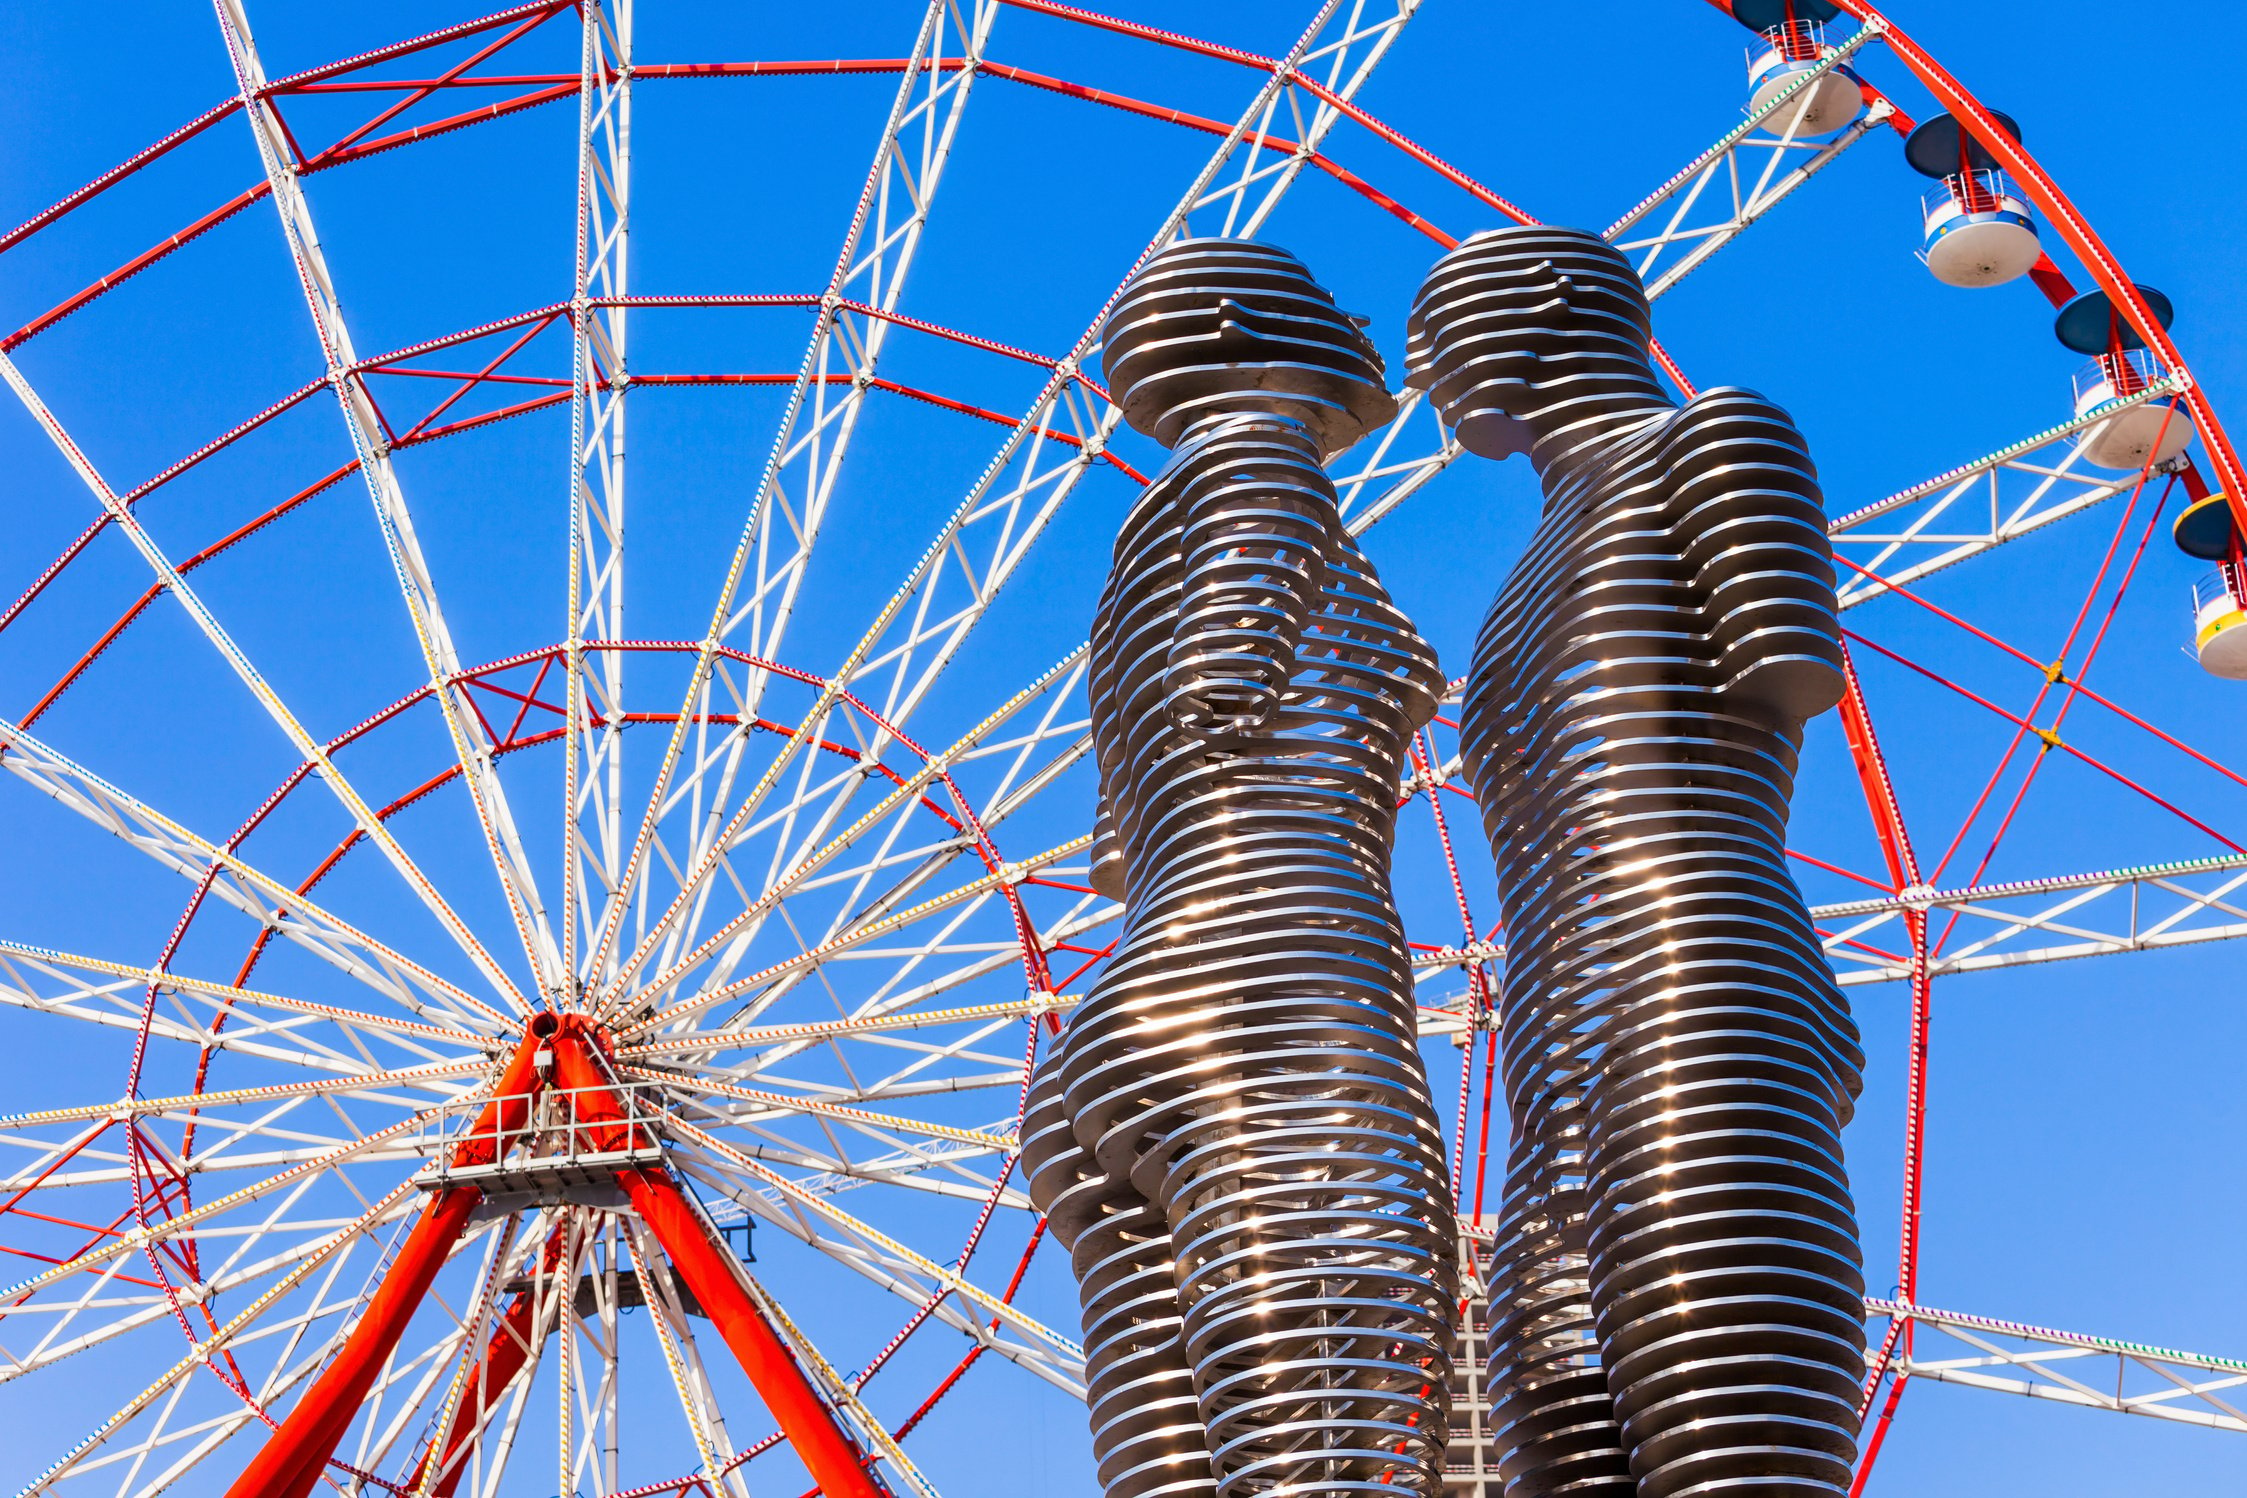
<box><xmin>2173</xmin><ymin>494</ymin><xmax>2239</xmax><ymax>561</ymax></box>
<box><xmin>1731</xmin><ymin>0</ymin><xmax>1842</xmax><ymax>31</ymax></box>
<box><xmin>2055</xmin><ymin>284</ymin><xmax>2175</xmax><ymax>355</ymax></box>
<box><xmin>1903</xmin><ymin>110</ymin><xmax>2023</xmax><ymax>178</ymax></box>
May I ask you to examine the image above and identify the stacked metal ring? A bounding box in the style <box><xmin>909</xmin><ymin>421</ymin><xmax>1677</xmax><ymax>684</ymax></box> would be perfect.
<box><xmin>1410</xmin><ymin>225</ymin><xmax>1869</xmax><ymax>1498</ymax></box>
<box><xmin>1027</xmin><ymin>237</ymin><xmax>1459</xmax><ymax>1498</ymax></box>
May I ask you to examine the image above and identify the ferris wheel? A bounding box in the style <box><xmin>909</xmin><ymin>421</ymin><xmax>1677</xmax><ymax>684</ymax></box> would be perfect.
<box><xmin>0</xmin><ymin>2</ymin><xmax>2242</xmax><ymax>1495</ymax></box>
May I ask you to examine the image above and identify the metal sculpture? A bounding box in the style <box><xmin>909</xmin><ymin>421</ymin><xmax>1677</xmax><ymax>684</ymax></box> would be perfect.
<box><xmin>1022</xmin><ymin>238</ymin><xmax>1460</xmax><ymax>1498</ymax></box>
<box><xmin>1404</xmin><ymin>225</ymin><xmax>1868</xmax><ymax>1498</ymax></box>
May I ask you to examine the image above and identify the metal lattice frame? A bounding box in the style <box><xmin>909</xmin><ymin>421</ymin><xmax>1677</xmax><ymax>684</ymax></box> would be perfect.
<box><xmin>0</xmin><ymin>3</ymin><xmax>2242</xmax><ymax>1495</ymax></box>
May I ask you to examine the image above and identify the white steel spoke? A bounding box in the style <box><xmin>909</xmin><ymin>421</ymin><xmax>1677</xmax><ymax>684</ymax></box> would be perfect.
<box><xmin>739</xmin><ymin>1274</ymin><xmax>939</xmax><ymax>1498</ymax></box>
<box><xmin>209</xmin><ymin>0</ymin><xmax>560</xmax><ymax>1003</ymax></box>
<box><xmin>673</xmin><ymin>1136</ymin><xmax>1086</xmax><ymax>1399</ymax></box>
<box><xmin>13</xmin><ymin>1180</ymin><xmax>425</xmax><ymax>1494</ymax></box>
<box><xmin>1603</xmin><ymin>21</ymin><xmax>1889</xmax><ymax>299</ymax></box>
<box><xmin>0</xmin><ymin>348</ymin><xmax>524</xmax><ymax>1016</ymax></box>
<box><xmin>627</xmin><ymin>1067</ymin><xmax>1017</xmax><ymax>1153</ymax></box>
<box><xmin>836</xmin><ymin>0</ymin><xmax>1408</xmax><ymax>741</ymax></box>
<box><xmin>563</xmin><ymin>0</ymin><xmax>634</xmax><ymax>1000</ymax></box>
<box><xmin>1830</xmin><ymin>380</ymin><xmax>2188</xmax><ymax>605</ymax></box>
<box><xmin>0</xmin><ymin>1060</ymin><xmax>479</xmax><ymax>1141</ymax></box>
<box><xmin>590</xmin><ymin>0</ymin><xmax>995</xmax><ymax>990</ymax></box>
<box><xmin>0</xmin><ymin>938</ymin><xmax>491</xmax><ymax>1057</ymax></box>
<box><xmin>1413</xmin><ymin>853</ymin><xmax>2247</xmax><ymax>1026</ymax></box>
<box><xmin>0</xmin><ymin>715</ymin><xmax>510</xmax><ymax>1034</ymax></box>
<box><xmin>619</xmin><ymin>993</ymin><xmax>1075</xmax><ymax>1062</ymax></box>
<box><xmin>1816</xmin><ymin>853</ymin><xmax>2247</xmax><ymax>983</ymax></box>
<box><xmin>663</xmin><ymin>1114</ymin><xmax>1070</xmax><ymax>1357</ymax></box>
<box><xmin>0</xmin><ymin>1104</ymin><xmax>450</xmax><ymax>1308</ymax></box>
<box><xmin>1871</xmin><ymin>1299</ymin><xmax>2247</xmax><ymax>1434</ymax></box>
<box><xmin>616</xmin><ymin>834</ymin><xmax>1090</xmax><ymax>1039</ymax></box>
<box><xmin>623</xmin><ymin>1224</ymin><xmax>740</xmax><ymax>1495</ymax></box>
<box><xmin>607</xmin><ymin>0</ymin><xmax>1425</xmax><ymax>1005</ymax></box>
<box><xmin>596</xmin><ymin>650</ymin><xmax>1084</xmax><ymax>1018</ymax></box>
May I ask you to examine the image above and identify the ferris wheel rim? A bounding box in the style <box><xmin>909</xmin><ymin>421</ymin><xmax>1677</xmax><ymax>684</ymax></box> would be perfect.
<box><xmin>1</xmin><ymin>2</ymin><xmax>2243</xmax><ymax>1494</ymax></box>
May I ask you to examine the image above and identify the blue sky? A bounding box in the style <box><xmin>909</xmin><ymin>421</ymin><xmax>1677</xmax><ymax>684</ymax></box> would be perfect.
<box><xmin>1</xmin><ymin>3</ymin><xmax>2244</xmax><ymax>1495</ymax></box>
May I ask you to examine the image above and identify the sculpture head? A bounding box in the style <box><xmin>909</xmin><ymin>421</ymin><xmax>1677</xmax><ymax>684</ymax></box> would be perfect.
<box><xmin>1100</xmin><ymin>238</ymin><xmax>1397</xmax><ymax>456</ymax></box>
<box><xmin>1404</xmin><ymin>225</ymin><xmax>1663</xmax><ymax>461</ymax></box>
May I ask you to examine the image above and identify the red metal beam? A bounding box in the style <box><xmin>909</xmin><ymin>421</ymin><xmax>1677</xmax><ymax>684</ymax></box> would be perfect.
<box><xmin>993</xmin><ymin>0</ymin><xmax>1276</xmax><ymax>70</ymax></box>
<box><xmin>547</xmin><ymin>1032</ymin><xmax>882</xmax><ymax>1498</ymax></box>
<box><xmin>0</xmin><ymin>101</ymin><xmax>243</xmax><ymax>255</ymax></box>
<box><xmin>2</xmin><ymin>82</ymin><xmax>577</xmax><ymax>349</ymax></box>
<box><xmin>1820</xmin><ymin>1</ymin><xmax>2247</xmax><ymax>542</ymax></box>
<box><xmin>5</xmin><ymin>48</ymin><xmax>1476</xmax><ymax>362</ymax></box>
<box><xmin>303</xmin><ymin>6</ymin><xmax>564</xmax><ymax>169</ymax></box>
<box><xmin>1833</xmin><ymin>645</ymin><xmax>1929</xmax><ymax>1486</ymax></box>
<box><xmin>267</xmin><ymin>0</ymin><xmax>576</xmax><ymax>93</ymax></box>
<box><xmin>222</xmin><ymin>1015</ymin><xmax>557</xmax><ymax>1498</ymax></box>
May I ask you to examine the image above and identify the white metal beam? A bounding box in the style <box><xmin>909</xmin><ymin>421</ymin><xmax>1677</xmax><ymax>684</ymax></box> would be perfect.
<box><xmin>588</xmin><ymin>0</ymin><xmax>998</xmax><ymax>994</ymax></box>
<box><xmin>1830</xmin><ymin>380</ymin><xmax>2187</xmax><ymax>606</ymax></box>
<box><xmin>564</xmin><ymin>0</ymin><xmax>635</xmax><ymax>1003</ymax></box>
<box><xmin>1603</xmin><ymin>21</ymin><xmax>1889</xmax><ymax>299</ymax></box>
<box><xmin>210</xmin><ymin>0</ymin><xmax>561</xmax><ymax>1003</ymax></box>
<box><xmin>1871</xmin><ymin>1298</ymin><xmax>2247</xmax><ymax>1434</ymax></box>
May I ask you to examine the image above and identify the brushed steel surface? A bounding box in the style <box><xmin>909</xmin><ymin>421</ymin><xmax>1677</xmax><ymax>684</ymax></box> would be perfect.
<box><xmin>1406</xmin><ymin>226</ymin><xmax>1867</xmax><ymax>1498</ymax></box>
<box><xmin>1025</xmin><ymin>239</ymin><xmax>1461</xmax><ymax>1498</ymax></box>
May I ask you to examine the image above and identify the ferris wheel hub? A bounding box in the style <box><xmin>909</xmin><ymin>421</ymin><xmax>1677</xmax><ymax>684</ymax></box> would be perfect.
<box><xmin>416</xmin><ymin>1013</ymin><xmax>665</xmax><ymax>1200</ymax></box>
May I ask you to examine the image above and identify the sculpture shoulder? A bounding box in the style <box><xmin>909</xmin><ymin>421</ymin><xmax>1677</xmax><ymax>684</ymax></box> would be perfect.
<box><xmin>1663</xmin><ymin>387</ymin><xmax>1816</xmax><ymax>478</ymax></box>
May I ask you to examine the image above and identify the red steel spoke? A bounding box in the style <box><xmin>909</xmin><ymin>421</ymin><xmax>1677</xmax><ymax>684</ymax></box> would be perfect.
<box><xmin>1844</xmin><ymin>631</ymin><xmax>2245</xmax><ymax>856</ymax></box>
<box><xmin>1919</xmin><ymin>424</ymin><xmax>2179</xmax><ymax>882</ymax></box>
<box><xmin>1832</xmin><ymin>550</ymin><xmax>2247</xmax><ymax>802</ymax></box>
<box><xmin>1936</xmin><ymin>477</ymin><xmax>2181</xmax><ymax>919</ymax></box>
<box><xmin>267</xmin><ymin>1</ymin><xmax>576</xmax><ymax>95</ymax></box>
<box><xmin>303</xmin><ymin>6</ymin><xmax>564</xmax><ymax>170</ymax></box>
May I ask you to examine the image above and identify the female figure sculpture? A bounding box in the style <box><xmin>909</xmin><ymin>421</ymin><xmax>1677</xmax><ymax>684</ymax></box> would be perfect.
<box><xmin>1022</xmin><ymin>238</ymin><xmax>1460</xmax><ymax>1498</ymax></box>
<box><xmin>1402</xmin><ymin>226</ymin><xmax>1867</xmax><ymax>1498</ymax></box>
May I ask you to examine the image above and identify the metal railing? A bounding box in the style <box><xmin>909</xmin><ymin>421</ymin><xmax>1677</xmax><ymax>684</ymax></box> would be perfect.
<box><xmin>414</xmin><ymin>1080</ymin><xmax>667</xmax><ymax>1184</ymax></box>
<box><xmin>2074</xmin><ymin>348</ymin><xmax>2167</xmax><ymax>410</ymax></box>
<box><xmin>1923</xmin><ymin>168</ymin><xmax>2026</xmax><ymax>225</ymax></box>
<box><xmin>1749</xmin><ymin>18</ymin><xmax>1828</xmax><ymax>69</ymax></box>
<box><xmin>2194</xmin><ymin>568</ymin><xmax>2241</xmax><ymax>620</ymax></box>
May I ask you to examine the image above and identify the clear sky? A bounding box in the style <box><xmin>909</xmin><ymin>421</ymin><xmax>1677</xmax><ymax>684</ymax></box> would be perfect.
<box><xmin>2</xmin><ymin>3</ymin><xmax>2243</xmax><ymax>1496</ymax></box>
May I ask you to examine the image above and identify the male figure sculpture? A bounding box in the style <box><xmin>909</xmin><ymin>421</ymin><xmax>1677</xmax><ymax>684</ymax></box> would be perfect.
<box><xmin>1403</xmin><ymin>226</ymin><xmax>1867</xmax><ymax>1498</ymax></box>
<box><xmin>1022</xmin><ymin>239</ymin><xmax>1459</xmax><ymax>1498</ymax></box>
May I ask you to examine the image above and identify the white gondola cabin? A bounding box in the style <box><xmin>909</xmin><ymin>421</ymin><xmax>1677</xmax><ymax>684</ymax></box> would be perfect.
<box><xmin>1745</xmin><ymin>19</ymin><xmax>1863</xmax><ymax>137</ymax></box>
<box><xmin>1904</xmin><ymin>110</ymin><xmax>2041</xmax><ymax>288</ymax></box>
<box><xmin>2056</xmin><ymin>286</ymin><xmax>2194</xmax><ymax>470</ymax></box>
<box><xmin>2174</xmin><ymin>494</ymin><xmax>2247</xmax><ymax>678</ymax></box>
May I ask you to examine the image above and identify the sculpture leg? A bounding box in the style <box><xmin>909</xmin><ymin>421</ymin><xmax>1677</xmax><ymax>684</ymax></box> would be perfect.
<box><xmin>1151</xmin><ymin>1038</ymin><xmax>1457</xmax><ymax>1498</ymax></box>
<box><xmin>1052</xmin><ymin>808</ymin><xmax>1460</xmax><ymax>1498</ymax></box>
<box><xmin>1023</xmin><ymin>1060</ymin><xmax>1219</xmax><ymax>1498</ymax></box>
<box><xmin>1480</xmin><ymin>987</ymin><xmax>1635</xmax><ymax>1498</ymax></box>
<box><xmin>1580</xmin><ymin>864</ymin><xmax>1866</xmax><ymax>1498</ymax></box>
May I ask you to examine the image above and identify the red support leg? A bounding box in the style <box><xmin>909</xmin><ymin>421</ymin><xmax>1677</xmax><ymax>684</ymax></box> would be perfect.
<box><xmin>1835</xmin><ymin>654</ymin><xmax>1930</xmax><ymax>1495</ymax></box>
<box><xmin>549</xmin><ymin>1032</ymin><xmax>883</xmax><ymax>1498</ymax></box>
<box><xmin>621</xmin><ymin>1168</ymin><xmax>881</xmax><ymax>1498</ymax></box>
<box><xmin>225</xmin><ymin>1014</ymin><xmax>557</xmax><ymax>1498</ymax></box>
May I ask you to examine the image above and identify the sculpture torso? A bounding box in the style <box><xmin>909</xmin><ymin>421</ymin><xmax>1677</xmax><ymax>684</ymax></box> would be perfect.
<box><xmin>1062</xmin><ymin>410</ymin><xmax>1447</xmax><ymax>1184</ymax></box>
<box><xmin>1456</xmin><ymin>388</ymin><xmax>1868</xmax><ymax>1498</ymax></box>
<box><xmin>1459</xmin><ymin>389</ymin><xmax>1860</xmax><ymax>1107</ymax></box>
